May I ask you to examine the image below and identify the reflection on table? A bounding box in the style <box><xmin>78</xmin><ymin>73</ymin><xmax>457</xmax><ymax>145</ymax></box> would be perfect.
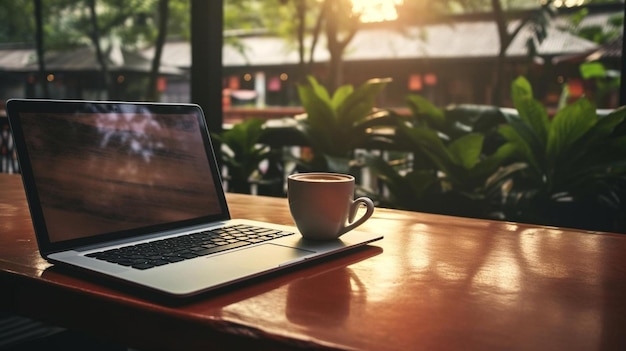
<box><xmin>1</xmin><ymin>173</ymin><xmax>625</xmax><ymax>351</ymax></box>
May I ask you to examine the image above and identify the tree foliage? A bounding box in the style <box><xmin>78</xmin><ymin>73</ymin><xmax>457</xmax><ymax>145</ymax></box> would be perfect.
<box><xmin>0</xmin><ymin>2</ymin><xmax>35</xmax><ymax>43</ymax></box>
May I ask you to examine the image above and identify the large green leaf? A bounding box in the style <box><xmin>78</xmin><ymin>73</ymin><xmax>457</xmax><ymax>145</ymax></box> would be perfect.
<box><xmin>406</xmin><ymin>94</ymin><xmax>445</xmax><ymax>127</ymax></box>
<box><xmin>556</xmin><ymin>107</ymin><xmax>626</xmax><ymax>173</ymax></box>
<box><xmin>580</xmin><ymin>62</ymin><xmax>607</xmax><ymax>80</ymax></box>
<box><xmin>398</xmin><ymin>122</ymin><xmax>454</xmax><ymax>175</ymax></box>
<box><xmin>546</xmin><ymin>98</ymin><xmax>597</xmax><ymax>163</ymax></box>
<box><xmin>331</xmin><ymin>84</ymin><xmax>354</xmax><ymax>111</ymax></box>
<box><xmin>306</xmin><ymin>75</ymin><xmax>331</xmax><ymax>102</ymax></box>
<box><xmin>511</xmin><ymin>76</ymin><xmax>549</xmax><ymax>144</ymax></box>
<box><xmin>511</xmin><ymin>76</ymin><xmax>533</xmax><ymax>105</ymax></box>
<box><xmin>448</xmin><ymin>133</ymin><xmax>483</xmax><ymax>170</ymax></box>
<box><xmin>498</xmin><ymin>124</ymin><xmax>541</xmax><ymax>172</ymax></box>
<box><xmin>211</xmin><ymin>118</ymin><xmax>271</xmax><ymax>184</ymax></box>
<box><xmin>337</xmin><ymin>77</ymin><xmax>391</xmax><ymax>129</ymax></box>
<box><xmin>583</xmin><ymin>106</ymin><xmax>626</xmax><ymax>143</ymax></box>
<box><xmin>214</xmin><ymin>118</ymin><xmax>265</xmax><ymax>152</ymax></box>
<box><xmin>298</xmin><ymin>77</ymin><xmax>336</xmax><ymax>131</ymax></box>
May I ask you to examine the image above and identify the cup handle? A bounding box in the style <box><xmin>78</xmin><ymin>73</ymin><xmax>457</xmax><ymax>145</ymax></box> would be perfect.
<box><xmin>338</xmin><ymin>197</ymin><xmax>375</xmax><ymax>236</ymax></box>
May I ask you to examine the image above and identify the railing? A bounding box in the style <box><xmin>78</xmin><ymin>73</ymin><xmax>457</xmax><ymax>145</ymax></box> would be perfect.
<box><xmin>223</xmin><ymin>106</ymin><xmax>305</xmax><ymax>125</ymax></box>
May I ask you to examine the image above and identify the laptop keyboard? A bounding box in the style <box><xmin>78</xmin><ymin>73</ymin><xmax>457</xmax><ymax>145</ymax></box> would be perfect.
<box><xmin>86</xmin><ymin>224</ymin><xmax>295</xmax><ymax>270</ymax></box>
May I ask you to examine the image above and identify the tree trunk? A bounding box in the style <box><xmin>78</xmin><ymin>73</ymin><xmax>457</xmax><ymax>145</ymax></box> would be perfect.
<box><xmin>294</xmin><ymin>0</ymin><xmax>307</xmax><ymax>84</ymax></box>
<box><xmin>34</xmin><ymin>0</ymin><xmax>49</xmax><ymax>98</ymax></box>
<box><xmin>490</xmin><ymin>0</ymin><xmax>508</xmax><ymax>106</ymax></box>
<box><xmin>325</xmin><ymin>1</ymin><xmax>341</xmax><ymax>91</ymax></box>
<box><xmin>147</xmin><ymin>0</ymin><xmax>169</xmax><ymax>101</ymax></box>
<box><xmin>190</xmin><ymin>0</ymin><xmax>223</xmax><ymax>163</ymax></box>
<box><xmin>87</xmin><ymin>0</ymin><xmax>111</xmax><ymax>99</ymax></box>
<box><xmin>307</xmin><ymin>0</ymin><xmax>324</xmax><ymax>75</ymax></box>
<box><xmin>490</xmin><ymin>0</ymin><xmax>542</xmax><ymax>106</ymax></box>
<box><xmin>323</xmin><ymin>0</ymin><xmax>357</xmax><ymax>91</ymax></box>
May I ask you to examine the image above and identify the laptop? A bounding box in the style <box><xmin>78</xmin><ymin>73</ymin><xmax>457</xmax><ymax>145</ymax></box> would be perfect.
<box><xmin>7</xmin><ymin>98</ymin><xmax>382</xmax><ymax>299</ymax></box>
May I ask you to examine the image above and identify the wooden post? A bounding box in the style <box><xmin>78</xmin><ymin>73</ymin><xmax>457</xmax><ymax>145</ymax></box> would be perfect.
<box><xmin>190</xmin><ymin>0</ymin><xmax>223</xmax><ymax>135</ymax></box>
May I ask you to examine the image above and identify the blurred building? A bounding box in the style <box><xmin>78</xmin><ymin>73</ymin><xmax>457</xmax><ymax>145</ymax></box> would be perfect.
<box><xmin>0</xmin><ymin>3</ymin><xmax>622</xmax><ymax>109</ymax></box>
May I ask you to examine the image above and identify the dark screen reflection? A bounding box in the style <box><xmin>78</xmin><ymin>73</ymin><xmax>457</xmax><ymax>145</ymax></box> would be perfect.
<box><xmin>21</xmin><ymin>111</ymin><xmax>221</xmax><ymax>242</ymax></box>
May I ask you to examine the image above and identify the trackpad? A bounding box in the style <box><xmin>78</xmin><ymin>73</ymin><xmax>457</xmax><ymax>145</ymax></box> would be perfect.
<box><xmin>214</xmin><ymin>244</ymin><xmax>315</xmax><ymax>270</ymax></box>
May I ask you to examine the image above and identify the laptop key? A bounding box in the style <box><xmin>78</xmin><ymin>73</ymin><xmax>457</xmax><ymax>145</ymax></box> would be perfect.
<box><xmin>116</xmin><ymin>260</ymin><xmax>135</xmax><ymax>266</ymax></box>
<box><xmin>194</xmin><ymin>241</ymin><xmax>251</xmax><ymax>256</ymax></box>
<box><xmin>86</xmin><ymin>224</ymin><xmax>295</xmax><ymax>269</ymax></box>
<box><xmin>132</xmin><ymin>262</ymin><xmax>155</xmax><ymax>270</ymax></box>
<box><xmin>178</xmin><ymin>252</ymin><xmax>198</xmax><ymax>259</ymax></box>
<box><xmin>149</xmin><ymin>259</ymin><xmax>170</xmax><ymax>267</ymax></box>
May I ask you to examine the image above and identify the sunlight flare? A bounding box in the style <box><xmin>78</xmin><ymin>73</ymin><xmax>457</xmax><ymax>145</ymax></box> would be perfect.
<box><xmin>351</xmin><ymin>0</ymin><xmax>404</xmax><ymax>23</ymax></box>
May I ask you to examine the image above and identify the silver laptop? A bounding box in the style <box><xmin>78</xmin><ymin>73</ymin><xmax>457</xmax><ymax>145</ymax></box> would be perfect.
<box><xmin>7</xmin><ymin>98</ymin><xmax>382</xmax><ymax>299</ymax></box>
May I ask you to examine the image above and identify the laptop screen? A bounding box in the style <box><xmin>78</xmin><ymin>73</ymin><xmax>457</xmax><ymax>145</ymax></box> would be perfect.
<box><xmin>10</xmin><ymin>101</ymin><xmax>226</xmax><ymax>247</ymax></box>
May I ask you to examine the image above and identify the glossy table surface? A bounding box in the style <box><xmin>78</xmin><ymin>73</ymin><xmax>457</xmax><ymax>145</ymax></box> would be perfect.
<box><xmin>1</xmin><ymin>173</ymin><xmax>626</xmax><ymax>350</ymax></box>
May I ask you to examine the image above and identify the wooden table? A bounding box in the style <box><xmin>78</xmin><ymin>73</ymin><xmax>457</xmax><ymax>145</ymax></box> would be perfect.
<box><xmin>1</xmin><ymin>173</ymin><xmax>626</xmax><ymax>351</ymax></box>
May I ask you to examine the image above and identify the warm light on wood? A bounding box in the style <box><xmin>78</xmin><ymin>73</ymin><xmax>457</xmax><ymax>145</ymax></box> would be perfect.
<box><xmin>2</xmin><ymin>173</ymin><xmax>626</xmax><ymax>350</ymax></box>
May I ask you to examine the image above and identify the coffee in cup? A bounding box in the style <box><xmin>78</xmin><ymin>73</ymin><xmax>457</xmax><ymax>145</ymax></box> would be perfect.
<box><xmin>287</xmin><ymin>172</ymin><xmax>374</xmax><ymax>240</ymax></box>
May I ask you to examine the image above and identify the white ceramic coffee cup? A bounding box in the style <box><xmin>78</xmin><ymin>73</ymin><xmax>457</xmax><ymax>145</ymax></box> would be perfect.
<box><xmin>287</xmin><ymin>172</ymin><xmax>375</xmax><ymax>240</ymax></box>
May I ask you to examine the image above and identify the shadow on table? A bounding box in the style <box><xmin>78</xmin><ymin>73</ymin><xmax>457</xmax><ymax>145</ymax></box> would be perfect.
<box><xmin>0</xmin><ymin>312</ymin><xmax>127</xmax><ymax>351</ymax></box>
<box><xmin>40</xmin><ymin>244</ymin><xmax>384</xmax><ymax>307</ymax></box>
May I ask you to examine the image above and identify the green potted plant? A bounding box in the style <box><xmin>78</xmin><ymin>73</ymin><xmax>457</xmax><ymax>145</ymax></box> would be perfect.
<box><xmin>367</xmin><ymin>96</ymin><xmax>515</xmax><ymax>218</ymax></box>
<box><xmin>295</xmin><ymin>75</ymin><xmax>394</xmax><ymax>173</ymax></box>
<box><xmin>496</xmin><ymin>76</ymin><xmax>626</xmax><ymax>232</ymax></box>
<box><xmin>211</xmin><ymin>118</ymin><xmax>277</xmax><ymax>194</ymax></box>
<box><xmin>370</xmin><ymin>76</ymin><xmax>626</xmax><ymax>232</ymax></box>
